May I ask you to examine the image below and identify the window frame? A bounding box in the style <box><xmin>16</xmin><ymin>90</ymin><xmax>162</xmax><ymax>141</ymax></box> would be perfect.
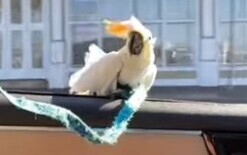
<box><xmin>66</xmin><ymin>0</ymin><xmax>200</xmax><ymax>71</ymax></box>
<box><xmin>216</xmin><ymin>0</ymin><xmax>247</xmax><ymax>66</ymax></box>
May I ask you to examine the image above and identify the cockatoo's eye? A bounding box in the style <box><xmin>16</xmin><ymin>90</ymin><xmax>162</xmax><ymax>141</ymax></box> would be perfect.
<box><xmin>148</xmin><ymin>36</ymin><xmax>152</xmax><ymax>40</ymax></box>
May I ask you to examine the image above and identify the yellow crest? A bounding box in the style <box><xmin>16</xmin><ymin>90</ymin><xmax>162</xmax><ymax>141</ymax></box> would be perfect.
<box><xmin>104</xmin><ymin>19</ymin><xmax>132</xmax><ymax>38</ymax></box>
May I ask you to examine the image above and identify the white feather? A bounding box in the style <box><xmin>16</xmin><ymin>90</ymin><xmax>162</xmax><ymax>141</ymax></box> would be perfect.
<box><xmin>68</xmin><ymin>44</ymin><xmax>124</xmax><ymax>95</ymax></box>
<box><xmin>84</xmin><ymin>44</ymin><xmax>106</xmax><ymax>66</ymax></box>
<box><xmin>69</xmin><ymin>44</ymin><xmax>106</xmax><ymax>88</ymax></box>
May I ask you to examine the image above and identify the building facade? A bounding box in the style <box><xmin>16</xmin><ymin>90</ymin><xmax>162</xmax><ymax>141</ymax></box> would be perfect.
<box><xmin>0</xmin><ymin>0</ymin><xmax>247</xmax><ymax>89</ymax></box>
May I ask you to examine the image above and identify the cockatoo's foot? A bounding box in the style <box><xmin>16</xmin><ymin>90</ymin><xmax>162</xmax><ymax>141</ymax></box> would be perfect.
<box><xmin>117</xmin><ymin>83</ymin><xmax>132</xmax><ymax>90</ymax></box>
<box><xmin>92</xmin><ymin>92</ymin><xmax>98</xmax><ymax>96</ymax></box>
<box><xmin>109</xmin><ymin>84</ymin><xmax>134</xmax><ymax>100</ymax></box>
<box><xmin>69</xmin><ymin>89</ymin><xmax>76</xmax><ymax>94</ymax></box>
<box><xmin>108</xmin><ymin>89</ymin><xmax>124</xmax><ymax>99</ymax></box>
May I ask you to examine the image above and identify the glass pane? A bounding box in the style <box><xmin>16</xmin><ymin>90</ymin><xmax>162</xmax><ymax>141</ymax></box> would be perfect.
<box><xmin>164</xmin><ymin>0</ymin><xmax>195</xmax><ymax>20</ymax></box>
<box><xmin>31</xmin><ymin>0</ymin><xmax>42</xmax><ymax>23</ymax></box>
<box><xmin>0</xmin><ymin>0</ymin><xmax>2</xmax><ymax>24</ymax></box>
<box><xmin>144</xmin><ymin>24</ymin><xmax>163</xmax><ymax>66</ymax></box>
<box><xmin>219</xmin><ymin>24</ymin><xmax>231</xmax><ymax>64</ymax></box>
<box><xmin>220</xmin><ymin>0</ymin><xmax>231</xmax><ymax>20</ymax></box>
<box><xmin>71</xmin><ymin>24</ymin><xmax>98</xmax><ymax>65</ymax></box>
<box><xmin>220</xmin><ymin>23</ymin><xmax>247</xmax><ymax>64</ymax></box>
<box><xmin>69</xmin><ymin>0</ymin><xmax>98</xmax><ymax>21</ymax></box>
<box><xmin>32</xmin><ymin>31</ymin><xmax>43</xmax><ymax>68</ymax></box>
<box><xmin>0</xmin><ymin>32</ymin><xmax>2</xmax><ymax>68</ymax></box>
<box><xmin>136</xmin><ymin>0</ymin><xmax>160</xmax><ymax>20</ymax></box>
<box><xmin>99</xmin><ymin>0</ymin><xmax>133</xmax><ymax>20</ymax></box>
<box><xmin>234</xmin><ymin>0</ymin><xmax>247</xmax><ymax>19</ymax></box>
<box><xmin>12</xmin><ymin>31</ymin><xmax>23</xmax><ymax>68</ymax></box>
<box><xmin>164</xmin><ymin>24</ymin><xmax>194</xmax><ymax>66</ymax></box>
<box><xmin>220</xmin><ymin>0</ymin><xmax>247</xmax><ymax>20</ymax></box>
<box><xmin>11</xmin><ymin>0</ymin><xmax>22</xmax><ymax>24</ymax></box>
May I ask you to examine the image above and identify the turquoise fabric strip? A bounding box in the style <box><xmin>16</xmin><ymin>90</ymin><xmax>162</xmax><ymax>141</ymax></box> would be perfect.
<box><xmin>0</xmin><ymin>87</ymin><xmax>146</xmax><ymax>145</ymax></box>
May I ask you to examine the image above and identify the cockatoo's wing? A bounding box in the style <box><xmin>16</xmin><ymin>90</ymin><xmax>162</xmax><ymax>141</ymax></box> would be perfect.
<box><xmin>68</xmin><ymin>66</ymin><xmax>87</xmax><ymax>89</ymax></box>
<box><xmin>141</xmin><ymin>64</ymin><xmax>157</xmax><ymax>91</ymax></box>
<box><xmin>69</xmin><ymin>45</ymin><xmax>123</xmax><ymax>96</ymax></box>
<box><xmin>84</xmin><ymin>44</ymin><xmax>106</xmax><ymax>66</ymax></box>
<box><xmin>69</xmin><ymin>44</ymin><xmax>107</xmax><ymax>89</ymax></box>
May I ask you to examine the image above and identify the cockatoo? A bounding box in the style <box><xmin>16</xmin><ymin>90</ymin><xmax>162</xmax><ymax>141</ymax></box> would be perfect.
<box><xmin>68</xmin><ymin>16</ymin><xmax>157</xmax><ymax>96</ymax></box>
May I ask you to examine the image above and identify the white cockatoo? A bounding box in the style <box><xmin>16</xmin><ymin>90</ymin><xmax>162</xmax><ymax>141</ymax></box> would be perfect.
<box><xmin>68</xmin><ymin>16</ymin><xmax>157</xmax><ymax>96</ymax></box>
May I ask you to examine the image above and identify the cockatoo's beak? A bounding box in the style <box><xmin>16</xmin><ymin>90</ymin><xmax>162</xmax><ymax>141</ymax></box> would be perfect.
<box><xmin>103</xmin><ymin>19</ymin><xmax>132</xmax><ymax>38</ymax></box>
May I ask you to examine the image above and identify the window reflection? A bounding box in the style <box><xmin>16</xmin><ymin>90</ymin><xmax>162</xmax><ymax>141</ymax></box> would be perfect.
<box><xmin>0</xmin><ymin>32</ymin><xmax>2</xmax><ymax>68</ymax></box>
<box><xmin>102</xmin><ymin>37</ymin><xmax>124</xmax><ymax>53</ymax></box>
<box><xmin>11</xmin><ymin>0</ymin><xmax>22</xmax><ymax>24</ymax></box>
<box><xmin>165</xmin><ymin>24</ymin><xmax>194</xmax><ymax>66</ymax></box>
<box><xmin>164</xmin><ymin>0</ymin><xmax>196</xmax><ymax>66</ymax></box>
<box><xmin>32</xmin><ymin>31</ymin><xmax>43</xmax><ymax>68</ymax></box>
<box><xmin>99</xmin><ymin>0</ymin><xmax>132</xmax><ymax>20</ymax></box>
<box><xmin>31</xmin><ymin>0</ymin><xmax>42</xmax><ymax>23</ymax></box>
<box><xmin>165</xmin><ymin>43</ymin><xmax>192</xmax><ymax>66</ymax></box>
<box><xmin>164</xmin><ymin>0</ymin><xmax>195</xmax><ymax>20</ymax></box>
<box><xmin>69</xmin><ymin>0</ymin><xmax>98</xmax><ymax>21</ymax></box>
<box><xmin>71</xmin><ymin>24</ymin><xmax>98</xmax><ymax>65</ymax></box>
<box><xmin>219</xmin><ymin>0</ymin><xmax>247</xmax><ymax>64</ymax></box>
<box><xmin>12</xmin><ymin>31</ymin><xmax>23</xmax><ymax>68</ymax></box>
<box><xmin>0</xmin><ymin>0</ymin><xmax>2</xmax><ymax>24</ymax></box>
<box><xmin>69</xmin><ymin>0</ymin><xmax>197</xmax><ymax>67</ymax></box>
<box><xmin>136</xmin><ymin>0</ymin><xmax>160</xmax><ymax>20</ymax></box>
